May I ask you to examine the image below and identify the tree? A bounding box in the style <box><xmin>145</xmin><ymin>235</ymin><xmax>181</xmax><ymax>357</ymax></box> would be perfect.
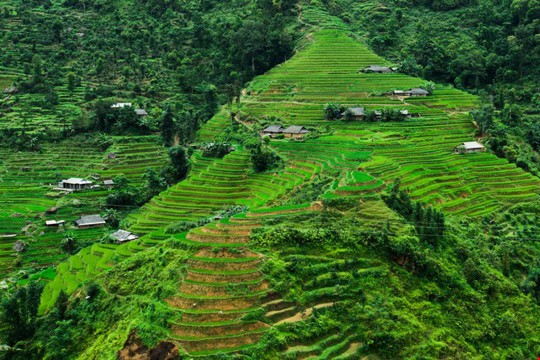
<box><xmin>324</xmin><ymin>103</ymin><xmax>344</xmax><ymax>120</ymax></box>
<box><xmin>143</xmin><ymin>167</ymin><xmax>167</xmax><ymax>198</ymax></box>
<box><xmin>161</xmin><ymin>105</ymin><xmax>176</xmax><ymax>146</ymax></box>
<box><xmin>67</xmin><ymin>72</ymin><xmax>77</xmax><ymax>92</ymax></box>
<box><xmin>420</xmin><ymin>81</ymin><xmax>436</xmax><ymax>95</ymax></box>
<box><xmin>167</xmin><ymin>146</ymin><xmax>189</xmax><ymax>181</ymax></box>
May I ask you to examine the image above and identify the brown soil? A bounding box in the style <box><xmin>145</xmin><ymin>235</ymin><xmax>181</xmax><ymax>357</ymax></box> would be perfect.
<box><xmin>172</xmin><ymin>321</ymin><xmax>268</xmax><ymax>338</ymax></box>
<box><xmin>117</xmin><ymin>332</ymin><xmax>178</xmax><ymax>360</ymax></box>
<box><xmin>178</xmin><ymin>332</ymin><xmax>265</xmax><ymax>354</ymax></box>
<box><xmin>276</xmin><ymin>303</ymin><xmax>334</xmax><ymax>325</ymax></box>
<box><xmin>187</xmin><ymin>258</ymin><xmax>261</xmax><ymax>272</ymax></box>
<box><xmin>166</xmin><ymin>295</ymin><xmax>257</xmax><ymax>311</ymax></box>
<box><xmin>186</xmin><ymin>270</ymin><xmax>262</xmax><ymax>284</ymax></box>
<box><xmin>201</xmin><ymin>226</ymin><xmax>252</xmax><ymax>236</ymax></box>
<box><xmin>186</xmin><ymin>232</ymin><xmax>250</xmax><ymax>244</ymax></box>
<box><xmin>179</xmin><ymin>280</ymin><xmax>269</xmax><ymax>297</ymax></box>
<box><xmin>192</xmin><ymin>248</ymin><xmax>260</xmax><ymax>259</ymax></box>
<box><xmin>180</xmin><ymin>311</ymin><xmax>245</xmax><ymax>324</ymax></box>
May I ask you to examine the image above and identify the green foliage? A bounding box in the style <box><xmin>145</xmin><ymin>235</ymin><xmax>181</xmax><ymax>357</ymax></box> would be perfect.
<box><xmin>323</xmin><ymin>102</ymin><xmax>345</xmax><ymax>120</ymax></box>
<box><xmin>384</xmin><ymin>179</ymin><xmax>445</xmax><ymax>245</ymax></box>
<box><xmin>165</xmin><ymin>146</ymin><xmax>190</xmax><ymax>181</ymax></box>
<box><xmin>201</xmin><ymin>142</ymin><xmax>233</xmax><ymax>158</ymax></box>
<box><xmin>250</xmin><ymin>144</ymin><xmax>283</xmax><ymax>172</ymax></box>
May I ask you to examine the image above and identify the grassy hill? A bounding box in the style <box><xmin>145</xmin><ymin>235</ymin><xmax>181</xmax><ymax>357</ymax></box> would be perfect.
<box><xmin>2</xmin><ymin>3</ymin><xmax>540</xmax><ymax>360</ymax></box>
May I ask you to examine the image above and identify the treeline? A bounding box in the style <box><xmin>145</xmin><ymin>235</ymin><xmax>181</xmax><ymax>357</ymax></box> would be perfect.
<box><xmin>384</xmin><ymin>179</ymin><xmax>445</xmax><ymax>245</ymax></box>
<box><xmin>0</xmin><ymin>0</ymin><xmax>298</xmax><ymax>128</ymax></box>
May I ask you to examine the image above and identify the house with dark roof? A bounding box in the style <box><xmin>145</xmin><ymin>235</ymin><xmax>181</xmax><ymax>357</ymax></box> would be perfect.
<box><xmin>261</xmin><ymin>125</ymin><xmax>284</xmax><ymax>137</ymax></box>
<box><xmin>76</xmin><ymin>215</ymin><xmax>106</xmax><ymax>229</ymax></box>
<box><xmin>58</xmin><ymin>178</ymin><xmax>93</xmax><ymax>191</ymax></box>
<box><xmin>342</xmin><ymin>107</ymin><xmax>365</xmax><ymax>120</ymax></box>
<box><xmin>111</xmin><ymin>230</ymin><xmax>139</xmax><ymax>243</ymax></box>
<box><xmin>360</xmin><ymin>65</ymin><xmax>393</xmax><ymax>73</ymax></box>
<box><xmin>454</xmin><ymin>141</ymin><xmax>486</xmax><ymax>154</ymax></box>
<box><xmin>408</xmin><ymin>88</ymin><xmax>430</xmax><ymax>97</ymax></box>
<box><xmin>282</xmin><ymin>126</ymin><xmax>310</xmax><ymax>139</ymax></box>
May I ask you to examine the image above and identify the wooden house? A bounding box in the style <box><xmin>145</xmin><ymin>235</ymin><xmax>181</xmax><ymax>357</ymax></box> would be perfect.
<box><xmin>261</xmin><ymin>125</ymin><xmax>284</xmax><ymax>137</ymax></box>
<box><xmin>282</xmin><ymin>126</ymin><xmax>310</xmax><ymax>139</ymax></box>
<box><xmin>342</xmin><ymin>107</ymin><xmax>365</xmax><ymax>120</ymax></box>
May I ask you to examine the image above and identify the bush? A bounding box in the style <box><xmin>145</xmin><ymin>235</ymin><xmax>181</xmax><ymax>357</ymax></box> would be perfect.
<box><xmin>250</xmin><ymin>144</ymin><xmax>283</xmax><ymax>172</ymax></box>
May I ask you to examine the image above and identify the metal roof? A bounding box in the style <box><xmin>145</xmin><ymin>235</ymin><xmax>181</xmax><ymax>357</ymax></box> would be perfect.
<box><xmin>409</xmin><ymin>88</ymin><xmax>429</xmax><ymax>95</ymax></box>
<box><xmin>462</xmin><ymin>141</ymin><xmax>485</xmax><ymax>150</ymax></box>
<box><xmin>262</xmin><ymin>125</ymin><xmax>284</xmax><ymax>133</ymax></box>
<box><xmin>283</xmin><ymin>126</ymin><xmax>309</xmax><ymax>134</ymax></box>
<box><xmin>111</xmin><ymin>230</ymin><xmax>139</xmax><ymax>242</ymax></box>
<box><xmin>343</xmin><ymin>107</ymin><xmax>365</xmax><ymax>116</ymax></box>
<box><xmin>135</xmin><ymin>109</ymin><xmax>148</xmax><ymax>116</ymax></box>
<box><xmin>76</xmin><ymin>215</ymin><xmax>105</xmax><ymax>226</ymax></box>
<box><xmin>63</xmin><ymin>178</ymin><xmax>92</xmax><ymax>185</ymax></box>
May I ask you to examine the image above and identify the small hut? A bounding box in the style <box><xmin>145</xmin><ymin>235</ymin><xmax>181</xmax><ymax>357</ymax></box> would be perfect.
<box><xmin>111</xmin><ymin>230</ymin><xmax>139</xmax><ymax>243</ymax></box>
<box><xmin>76</xmin><ymin>215</ymin><xmax>106</xmax><ymax>229</ymax></box>
<box><xmin>282</xmin><ymin>126</ymin><xmax>310</xmax><ymax>139</ymax></box>
<box><xmin>360</xmin><ymin>65</ymin><xmax>393</xmax><ymax>73</ymax></box>
<box><xmin>342</xmin><ymin>107</ymin><xmax>365</xmax><ymax>120</ymax></box>
<box><xmin>58</xmin><ymin>178</ymin><xmax>93</xmax><ymax>191</ymax></box>
<box><xmin>454</xmin><ymin>141</ymin><xmax>486</xmax><ymax>154</ymax></box>
<box><xmin>261</xmin><ymin>125</ymin><xmax>284</xmax><ymax>137</ymax></box>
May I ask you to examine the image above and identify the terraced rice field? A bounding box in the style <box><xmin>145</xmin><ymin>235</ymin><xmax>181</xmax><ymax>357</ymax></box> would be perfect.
<box><xmin>28</xmin><ymin>10</ymin><xmax>540</xmax><ymax>358</ymax></box>
<box><xmin>241</xmin><ymin>28</ymin><xmax>540</xmax><ymax>216</ymax></box>
<box><xmin>0</xmin><ymin>136</ymin><xmax>167</xmax><ymax>275</ymax></box>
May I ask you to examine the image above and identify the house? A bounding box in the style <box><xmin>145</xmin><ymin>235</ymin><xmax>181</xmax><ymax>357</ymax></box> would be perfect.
<box><xmin>408</xmin><ymin>88</ymin><xmax>430</xmax><ymax>97</ymax></box>
<box><xmin>111</xmin><ymin>102</ymin><xmax>132</xmax><ymax>108</ymax></box>
<box><xmin>360</xmin><ymin>65</ymin><xmax>393</xmax><ymax>73</ymax></box>
<box><xmin>58</xmin><ymin>178</ymin><xmax>93</xmax><ymax>191</ymax></box>
<box><xmin>111</xmin><ymin>230</ymin><xmax>139</xmax><ymax>243</ymax></box>
<box><xmin>454</xmin><ymin>141</ymin><xmax>486</xmax><ymax>154</ymax></box>
<box><xmin>135</xmin><ymin>109</ymin><xmax>148</xmax><ymax>117</ymax></box>
<box><xmin>282</xmin><ymin>126</ymin><xmax>310</xmax><ymax>139</ymax></box>
<box><xmin>76</xmin><ymin>215</ymin><xmax>106</xmax><ymax>229</ymax></box>
<box><xmin>261</xmin><ymin>125</ymin><xmax>284</xmax><ymax>137</ymax></box>
<box><xmin>392</xmin><ymin>90</ymin><xmax>408</xmax><ymax>96</ymax></box>
<box><xmin>103</xmin><ymin>179</ymin><xmax>115</xmax><ymax>188</ymax></box>
<box><xmin>45</xmin><ymin>220</ymin><xmax>65</xmax><ymax>227</ymax></box>
<box><xmin>400</xmin><ymin>110</ymin><xmax>412</xmax><ymax>118</ymax></box>
<box><xmin>342</xmin><ymin>107</ymin><xmax>365</xmax><ymax>120</ymax></box>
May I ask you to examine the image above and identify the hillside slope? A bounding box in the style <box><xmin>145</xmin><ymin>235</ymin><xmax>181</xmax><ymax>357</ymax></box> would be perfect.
<box><xmin>2</xmin><ymin>4</ymin><xmax>540</xmax><ymax>360</ymax></box>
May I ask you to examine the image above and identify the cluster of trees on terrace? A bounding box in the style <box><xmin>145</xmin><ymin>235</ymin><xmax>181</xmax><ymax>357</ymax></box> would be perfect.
<box><xmin>324</xmin><ymin>103</ymin><xmax>407</xmax><ymax>122</ymax></box>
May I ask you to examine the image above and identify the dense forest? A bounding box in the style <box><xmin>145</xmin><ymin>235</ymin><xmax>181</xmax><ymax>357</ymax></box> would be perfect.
<box><xmin>1</xmin><ymin>0</ymin><xmax>540</xmax><ymax>359</ymax></box>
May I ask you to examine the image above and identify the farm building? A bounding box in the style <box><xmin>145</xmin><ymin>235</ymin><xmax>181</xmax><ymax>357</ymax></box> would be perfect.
<box><xmin>454</xmin><ymin>141</ymin><xmax>486</xmax><ymax>154</ymax></box>
<box><xmin>111</xmin><ymin>102</ymin><xmax>132</xmax><ymax>108</ymax></box>
<box><xmin>342</xmin><ymin>107</ymin><xmax>365</xmax><ymax>120</ymax></box>
<box><xmin>360</xmin><ymin>65</ymin><xmax>393</xmax><ymax>73</ymax></box>
<box><xmin>392</xmin><ymin>89</ymin><xmax>430</xmax><ymax>97</ymax></box>
<box><xmin>283</xmin><ymin>126</ymin><xmax>310</xmax><ymax>139</ymax></box>
<box><xmin>45</xmin><ymin>220</ymin><xmax>65</xmax><ymax>227</ymax></box>
<box><xmin>111</xmin><ymin>230</ymin><xmax>139</xmax><ymax>243</ymax></box>
<box><xmin>408</xmin><ymin>88</ymin><xmax>430</xmax><ymax>97</ymax></box>
<box><xmin>76</xmin><ymin>215</ymin><xmax>106</xmax><ymax>229</ymax></box>
<box><xmin>261</xmin><ymin>125</ymin><xmax>284</xmax><ymax>137</ymax></box>
<box><xmin>103</xmin><ymin>179</ymin><xmax>115</xmax><ymax>188</ymax></box>
<box><xmin>135</xmin><ymin>109</ymin><xmax>148</xmax><ymax>117</ymax></box>
<box><xmin>400</xmin><ymin>110</ymin><xmax>415</xmax><ymax>118</ymax></box>
<box><xmin>58</xmin><ymin>178</ymin><xmax>93</xmax><ymax>190</ymax></box>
